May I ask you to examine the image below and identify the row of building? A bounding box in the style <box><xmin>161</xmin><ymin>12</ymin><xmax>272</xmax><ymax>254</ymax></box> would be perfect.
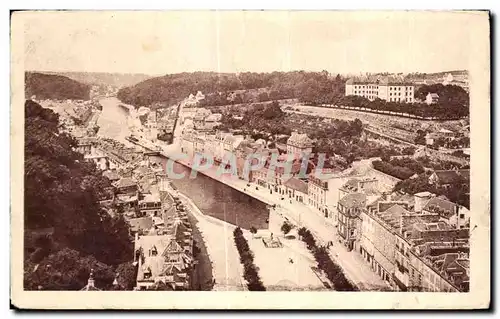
<box><xmin>37</xmin><ymin>98</ymin><xmax>101</xmax><ymax>137</ymax></box>
<box><xmin>75</xmin><ymin>135</ymin><xmax>196</xmax><ymax>290</ymax></box>
<box><xmin>337</xmin><ymin>188</ymin><xmax>469</xmax><ymax>292</ymax></box>
<box><xmin>179</xmin><ymin>124</ymin><xmax>470</xmax><ymax>292</ymax></box>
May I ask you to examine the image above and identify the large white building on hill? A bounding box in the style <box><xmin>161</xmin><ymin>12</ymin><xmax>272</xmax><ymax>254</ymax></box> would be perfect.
<box><xmin>345</xmin><ymin>78</ymin><xmax>415</xmax><ymax>103</ymax></box>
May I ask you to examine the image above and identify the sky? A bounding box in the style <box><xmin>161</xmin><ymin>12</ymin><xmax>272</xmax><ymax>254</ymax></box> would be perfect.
<box><xmin>22</xmin><ymin>11</ymin><xmax>480</xmax><ymax>75</ymax></box>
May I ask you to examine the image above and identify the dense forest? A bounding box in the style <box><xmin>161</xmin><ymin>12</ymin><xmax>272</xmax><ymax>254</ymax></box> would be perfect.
<box><xmin>24</xmin><ymin>100</ymin><xmax>135</xmax><ymax>290</ymax></box>
<box><xmin>25</xmin><ymin>72</ymin><xmax>91</xmax><ymax>101</ymax></box>
<box><xmin>117</xmin><ymin>71</ymin><xmax>346</xmax><ymax>107</ymax></box>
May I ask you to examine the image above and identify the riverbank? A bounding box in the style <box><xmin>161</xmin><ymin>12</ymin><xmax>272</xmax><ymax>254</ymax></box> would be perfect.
<box><xmin>185</xmin><ymin>210</ymin><xmax>214</xmax><ymax>291</ymax></box>
<box><xmin>172</xmin><ymin>188</ymin><xmax>247</xmax><ymax>291</ymax></box>
<box><xmin>161</xmin><ymin>151</ymin><xmax>390</xmax><ymax>291</ymax></box>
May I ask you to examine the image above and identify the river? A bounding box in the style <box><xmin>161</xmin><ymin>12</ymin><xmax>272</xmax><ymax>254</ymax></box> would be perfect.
<box><xmin>97</xmin><ymin>97</ymin><xmax>270</xmax><ymax>229</ymax></box>
<box><xmin>96</xmin><ymin>97</ymin><xmax>131</xmax><ymax>143</ymax></box>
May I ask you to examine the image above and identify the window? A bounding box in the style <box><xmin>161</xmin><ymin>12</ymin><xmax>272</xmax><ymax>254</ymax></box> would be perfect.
<box><xmin>460</xmin><ymin>214</ymin><xmax>465</xmax><ymax>219</ymax></box>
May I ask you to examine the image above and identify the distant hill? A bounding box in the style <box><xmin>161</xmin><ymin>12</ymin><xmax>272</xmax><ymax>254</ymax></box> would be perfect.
<box><xmin>405</xmin><ymin>70</ymin><xmax>468</xmax><ymax>81</ymax></box>
<box><xmin>44</xmin><ymin>71</ymin><xmax>154</xmax><ymax>88</ymax></box>
<box><xmin>117</xmin><ymin>71</ymin><xmax>346</xmax><ymax>107</ymax></box>
<box><xmin>25</xmin><ymin>72</ymin><xmax>91</xmax><ymax>100</ymax></box>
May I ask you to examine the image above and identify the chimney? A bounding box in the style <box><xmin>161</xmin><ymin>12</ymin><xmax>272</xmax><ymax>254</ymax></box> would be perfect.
<box><xmin>399</xmin><ymin>214</ymin><xmax>404</xmax><ymax>235</ymax></box>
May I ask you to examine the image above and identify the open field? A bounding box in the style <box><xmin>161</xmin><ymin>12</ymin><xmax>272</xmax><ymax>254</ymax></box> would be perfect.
<box><xmin>284</xmin><ymin>103</ymin><xmax>466</xmax><ymax>134</ymax></box>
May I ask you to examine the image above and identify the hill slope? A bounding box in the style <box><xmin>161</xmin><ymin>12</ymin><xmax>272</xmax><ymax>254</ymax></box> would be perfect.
<box><xmin>117</xmin><ymin>71</ymin><xmax>346</xmax><ymax>107</ymax></box>
<box><xmin>45</xmin><ymin>71</ymin><xmax>154</xmax><ymax>88</ymax></box>
<box><xmin>25</xmin><ymin>72</ymin><xmax>91</xmax><ymax>100</ymax></box>
<box><xmin>24</xmin><ymin>100</ymin><xmax>134</xmax><ymax>290</ymax></box>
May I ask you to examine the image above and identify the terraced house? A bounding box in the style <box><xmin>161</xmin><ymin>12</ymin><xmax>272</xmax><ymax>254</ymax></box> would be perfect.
<box><xmin>339</xmin><ymin>190</ymin><xmax>470</xmax><ymax>292</ymax></box>
<box><xmin>134</xmin><ymin>189</ymin><xmax>194</xmax><ymax>290</ymax></box>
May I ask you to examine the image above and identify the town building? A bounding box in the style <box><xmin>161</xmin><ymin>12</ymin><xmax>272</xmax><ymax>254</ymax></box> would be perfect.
<box><xmin>429</xmin><ymin>169</ymin><xmax>470</xmax><ymax>188</ymax></box>
<box><xmin>134</xmin><ymin>184</ymin><xmax>194</xmax><ymax>290</ymax></box>
<box><xmin>286</xmin><ymin>132</ymin><xmax>313</xmax><ymax>158</ymax></box>
<box><xmin>103</xmin><ymin>169</ymin><xmax>121</xmax><ymax>182</ymax></box>
<box><xmin>337</xmin><ymin>192</ymin><xmax>367</xmax><ymax>251</ymax></box>
<box><xmin>282</xmin><ymin>177</ymin><xmax>308</xmax><ymax>203</ymax></box>
<box><xmin>128</xmin><ymin>216</ymin><xmax>155</xmax><ymax>235</ymax></box>
<box><xmin>345</xmin><ymin>78</ymin><xmax>415</xmax><ymax>103</ymax></box>
<box><xmin>138</xmin><ymin>192</ymin><xmax>162</xmax><ymax>217</ymax></box>
<box><xmin>346</xmin><ymin>190</ymin><xmax>470</xmax><ymax>292</ymax></box>
<box><xmin>425</xmin><ymin>93</ymin><xmax>440</xmax><ymax>105</ymax></box>
<box><xmin>113</xmin><ymin>177</ymin><xmax>139</xmax><ymax>195</ymax></box>
<box><xmin>75</xmin><ymin>138</ymin><xmax>93</xmax><ymax>156</ymax></box>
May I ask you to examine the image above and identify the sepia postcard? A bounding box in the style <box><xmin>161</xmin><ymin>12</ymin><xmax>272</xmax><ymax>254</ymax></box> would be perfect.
<box><xmin>10</xmin><ymin>10</ymin><xmax>490</xmax><ymax>309</ymax></box>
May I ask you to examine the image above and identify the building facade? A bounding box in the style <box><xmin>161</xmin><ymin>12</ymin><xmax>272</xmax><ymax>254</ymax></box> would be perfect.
<box><xmin>345</xmin><ymin>78</ymin><xmax>415</xmax><ymax>103</ymax></box>
<box><xmin>286</xmin><ymin>132</ymin><xmax>313</xmax><ymax>158</ymax></box>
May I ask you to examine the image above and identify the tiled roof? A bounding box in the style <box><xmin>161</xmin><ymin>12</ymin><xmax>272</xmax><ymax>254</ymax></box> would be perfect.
<box><xmin>128</xmin><ymin>216</ymin><xmax>154</xmax><ymax>233</ymax></box>
<box><xmin>378</xmin><ymin>204</ymin><xmax>411</xmax><ymax>229</ymax></box>
<box><xmin>341</xmin><ymin>178</ymin><xmax>360</xmax><ymax>192</ymax></box>
<box><xmin>287</xmin><ymin>132</ymin><xmax>313</xmax><ymax>148</ymax></box>
<box><xmin>162</xmin><ymin>238</ymin><xmax>183</xmax><ymax>255</ymax></box>
<box><xmin>283</xmin><ymin>177</ymin><xmax>308</xmax><ymax>194</ymax></box>
<box><xmin>346</xmin><ymin>75</ymin><xmax>413</xmax><ymax>86</ymax></box>
<box><xmin>423</xmin><ymin>197</ymin><xmax>457</xmax><ymax>218</ymax></box>
<box><xmin>224</xmin><ymin>135</ymin><xmax>235</xmax><ymax>144</ymax></box>
<box><xmin>338</xmin><ymin>193</ymin><xmax>367</xmax><ymax>209</ymax></box>
<box><xmin>103</xmin><ymin>170</ymin><xmax>120</xmax><ymax>181</ymax></box>
<box><xmin>161</xmin><ymin>264</ymin><xmax>183</xmax><ymax>276</ymax></box>
<box><xmin>114</xmin><ymin>177</ymin><xmax>137</xmax><ymax>189</ymax></box>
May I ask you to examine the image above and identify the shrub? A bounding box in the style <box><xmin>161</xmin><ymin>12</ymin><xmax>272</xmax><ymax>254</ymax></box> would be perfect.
<box><xmin>281</xmin><ymin>221</ymin><xmax>292</xmax><ymax>235</ymax></box>
<box><xmin>233</xmin><ymin>227</ymin><xmax>266</xmax><ymax>291</ymax></box>
<box><xmin>298</xmin><ymin>227</ymin><xmax>358</xmax><ymax>291</ymax></box>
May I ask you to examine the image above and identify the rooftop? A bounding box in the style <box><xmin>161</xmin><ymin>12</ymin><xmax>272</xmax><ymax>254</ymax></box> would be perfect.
<box><xmin>283</xmin><ymin>177</ymin><xmax>308</xmax><ymax>194</ymax></box>
<box><xmin>103</xmin><ymin>170</ymin><xmax>121</xmax><ymax>181</ymax></box>
<box><xmin>128</xmin><ymin>216</ymin><xmax>154</xmax><ymax>233</ymax></box>
<box><xmin>114</xmin><ymin>177</ymin><xmax>137</xmax><ymax>189</ymax></box>
<box><xmin>338</xmin><ymin>192</ymin><xmax>367</xmax><ymax>209</ymax></box>
<box><xmin>432</xmin><ymin>169</ymin><xmax>470</xmax><ymax>184</ymax></box>
<box><xmin>423</xmin><ymin>197</ymin><xmax>457</xmax><ymax>218</ymax></box>
<box><xmin>287</xmin><ymin>132</ymin><xmax>313</xmax><ymax>148</ymax></box>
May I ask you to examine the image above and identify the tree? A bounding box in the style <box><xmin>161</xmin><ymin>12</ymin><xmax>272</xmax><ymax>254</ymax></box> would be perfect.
<box><xmin>115</xmin><ymin>262</ymin><xmax>138</xmax><ymax>290</ymax></box>
<box><xmin>402</xmin><ymin>146</ymin><xmax>416</xmax><ymax>156</ymax></box>
<box><xmin>24</xmin><ymin>248</ymin><xmax>115</xmax><ymax>291</ymax></box>
<box><xmin>249</xmin><ymin>226</ymin><xmax>257</xmax><ymax>238</ymax></box>
<box><xmin>24</xmin><ymin>100</ymin><xmax>134</xmax><ymax>290</ymax></box>
<box><xmin>281</xmin><ymin>221</ymin><xmax>292</xmax><ymax>235</ymax></box>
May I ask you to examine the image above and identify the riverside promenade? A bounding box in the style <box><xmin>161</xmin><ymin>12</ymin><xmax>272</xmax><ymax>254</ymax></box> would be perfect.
<box><xmin>157</xmin><ymin>144</ymin><xmax>390</xmax><ymax>291</ymax></box>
